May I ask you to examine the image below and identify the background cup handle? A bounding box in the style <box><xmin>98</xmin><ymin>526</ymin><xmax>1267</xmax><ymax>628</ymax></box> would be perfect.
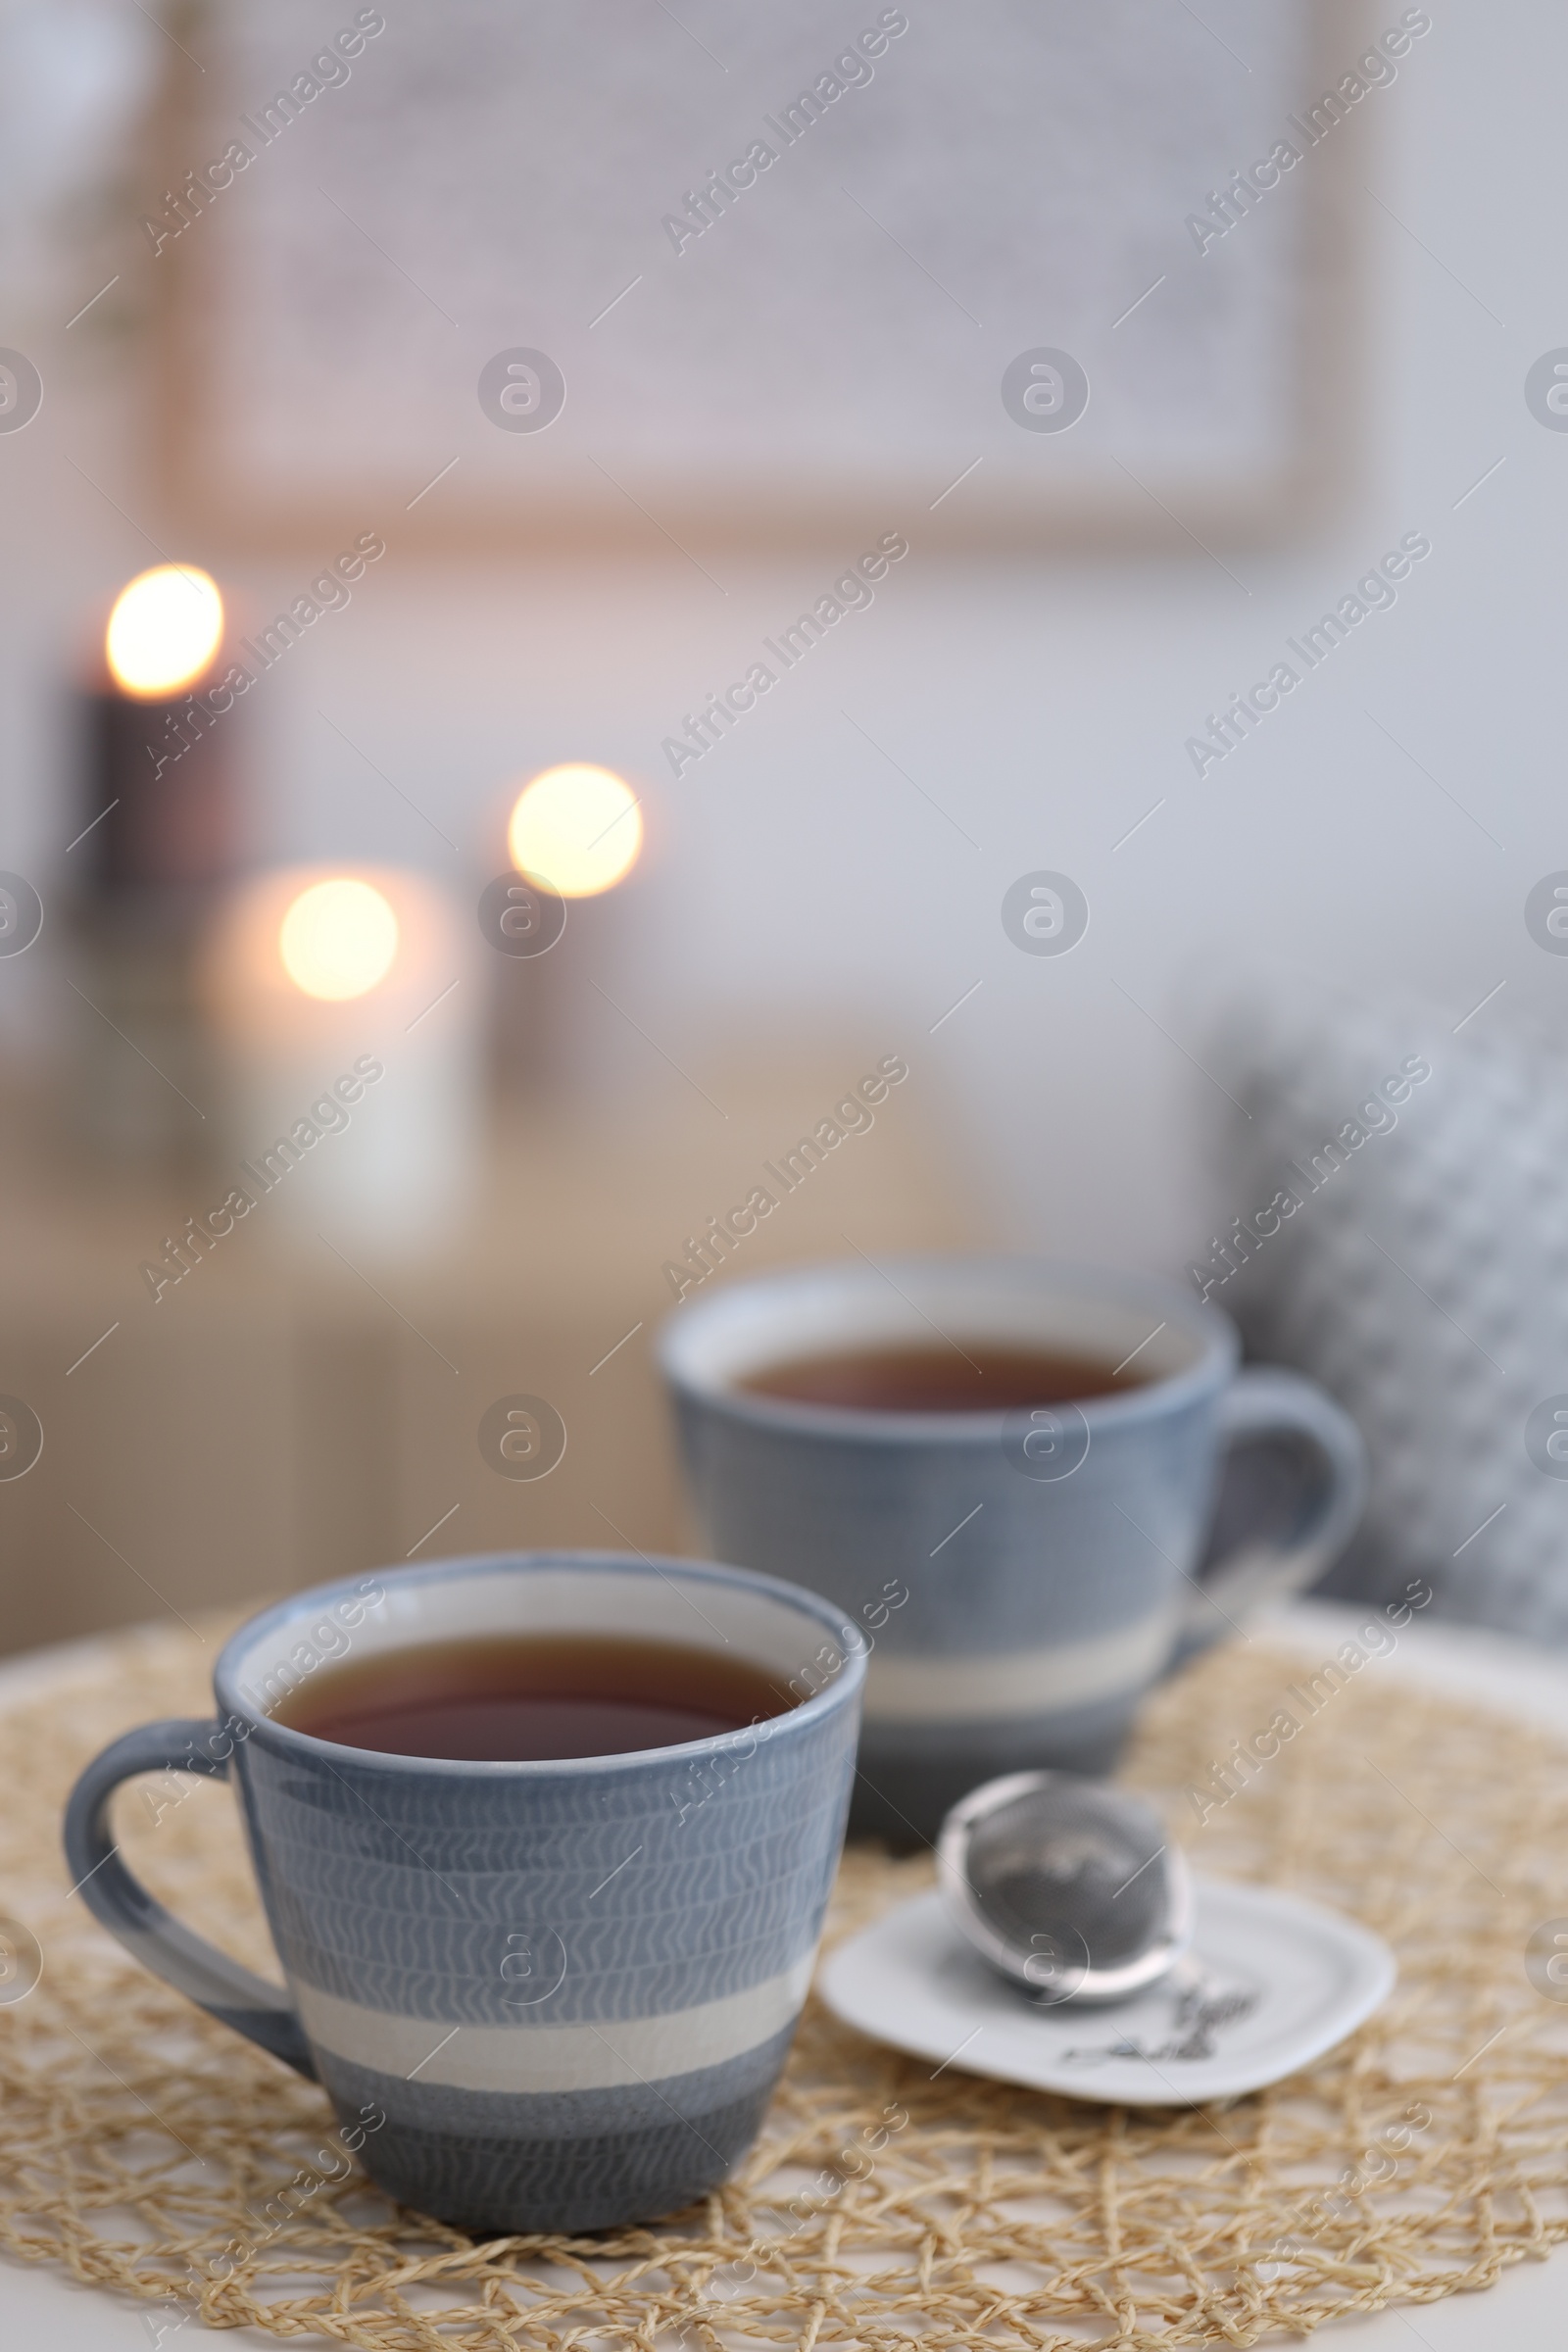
<box><xmin>1170</xmin><ymin>1367</ymin><xmax>1368</xmax><ymax>1668</ymax></box>
<box><xmin>62</xmin><ymin>1717</ymin><xmax>316</xmax><ymax>2077</ymax></box>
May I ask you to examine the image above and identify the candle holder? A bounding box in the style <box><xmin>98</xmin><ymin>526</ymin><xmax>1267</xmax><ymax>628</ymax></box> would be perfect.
<box><xmin>67</xmin><ymin>564</ymin><xmax>242</xmax><ymax>1171</ymax></box>
<box><xmin>200</xmin><ymin>863</ymin><xmax>480</xmax><ymax>1250</ymax></box>
<box><xmin>487</xmin><ymin>762</ymin><xmax>645</xmax><ymax>1103</ymax></box>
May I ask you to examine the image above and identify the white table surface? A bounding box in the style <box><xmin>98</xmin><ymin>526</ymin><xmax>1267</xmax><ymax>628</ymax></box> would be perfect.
<box><xmin>2</xmin><ymin>1601</ymin><xmax>1564</xmax><ymax>2349</ymax></box>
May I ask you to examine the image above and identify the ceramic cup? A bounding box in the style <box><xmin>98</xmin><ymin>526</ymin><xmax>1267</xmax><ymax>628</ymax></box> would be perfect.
<box><xmin>658</xmin><ymin>1256</ymin><xmax>1365</xmax><ymax>1845</ymax></box>
<box><xmin>63</xmin><ymin>1550</ymin><xmax>863</xmax><ymax>2235</ymax></box>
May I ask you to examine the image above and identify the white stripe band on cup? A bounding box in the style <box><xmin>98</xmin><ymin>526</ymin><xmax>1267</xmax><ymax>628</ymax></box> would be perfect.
<box><xmin>861</xmin><ymin>1609</ymin><xmax>1178</xmax><ymax>1724</ymax></box>
<box><xmin>294</xmin><ymin>1950</ymin><xmax>816</xmax><ymax>2093</ymax></box>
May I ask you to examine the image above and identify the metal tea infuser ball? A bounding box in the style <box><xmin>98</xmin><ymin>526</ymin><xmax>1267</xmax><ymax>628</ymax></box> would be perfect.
<box><xmin>937</xmin><ymin>1770</ymin><xmax>1192</xmax><ymax>2006</ymax></box>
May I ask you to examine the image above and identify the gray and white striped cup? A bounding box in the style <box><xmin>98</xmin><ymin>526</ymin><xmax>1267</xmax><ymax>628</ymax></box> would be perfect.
<box><xmin>64</xmin><ymin>1551</ymin><xmax>862</xmax><ymax>2233</ymax></box>
<box><xmin>659</xmin><ymin>1257</ymin><xmax>1364</xmax><ymax>1846</ymax></box>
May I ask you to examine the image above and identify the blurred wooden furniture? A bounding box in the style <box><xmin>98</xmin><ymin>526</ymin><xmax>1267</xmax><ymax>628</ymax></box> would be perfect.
<box><xmin>0</xmin><ymin>1052</ymin><xmax>982</xmax><ymax>1657</ymax></box>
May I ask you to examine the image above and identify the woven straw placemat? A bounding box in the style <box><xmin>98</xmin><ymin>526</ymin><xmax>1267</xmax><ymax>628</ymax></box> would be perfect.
<box><xmin>1</xmin><ymin>1610</ymin><xmax>1567</xmax><ymax>2350</ymax></box>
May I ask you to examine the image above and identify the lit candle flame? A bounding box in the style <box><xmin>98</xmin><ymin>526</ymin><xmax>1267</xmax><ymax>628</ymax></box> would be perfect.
<box><xmin>278</xmin><ymin>878</ymin><xmax>399</xmax><ymax>1002</ymax></box>
<box><xmin>105</xmin><ymin>564</ymin><xmax>224</xmax><ymax>699</ymax></box>
<box><xmin>507</xmin><ymin>763</ymin><xmax>643</xmax><ymax>898</ymax></box>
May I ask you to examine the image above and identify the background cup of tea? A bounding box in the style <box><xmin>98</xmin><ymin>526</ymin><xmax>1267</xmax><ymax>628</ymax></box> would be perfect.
<box><xmin>62</xmin><ymin>1550</ymin><xmax>864</xmax><ymax>2234</ymax></box>
<box><xmin>658</xmin><ymin>1256</ymin><xmax>1366</xmax><ymax>1846</ymax></box>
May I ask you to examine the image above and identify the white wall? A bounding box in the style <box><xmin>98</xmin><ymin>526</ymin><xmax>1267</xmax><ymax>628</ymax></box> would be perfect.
<box><xmin>1</xmin><ymin>2</ymin><xmax>1563</xmax><ymax>1280</ymax></box>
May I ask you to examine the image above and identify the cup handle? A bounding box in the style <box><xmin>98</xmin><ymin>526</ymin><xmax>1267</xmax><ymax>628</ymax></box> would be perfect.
<box><xmin>1170</xmin><ymin>1367</ymin><xmax>1368</xmax><ymax>1667</ymax></box>
<box><xmin>62</xmin><ymin>1717</ymin><xmax>316</xmax><ymax>2078</ymax></box>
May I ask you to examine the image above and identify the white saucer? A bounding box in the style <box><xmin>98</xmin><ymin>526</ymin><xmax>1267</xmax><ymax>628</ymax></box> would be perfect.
<box><xmin>818</xmin><ymin>1876</ymin><xmax>1395</xmax><ymax>2106</ymax></box>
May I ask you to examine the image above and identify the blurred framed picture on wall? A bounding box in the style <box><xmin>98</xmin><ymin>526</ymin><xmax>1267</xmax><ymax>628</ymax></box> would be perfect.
<box><xmin>144</xmin><ymin>0</ymin><xmax>1375</xmax><ymax>554</ymax></box>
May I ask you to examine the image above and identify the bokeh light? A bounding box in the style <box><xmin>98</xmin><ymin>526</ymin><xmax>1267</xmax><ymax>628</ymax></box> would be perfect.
<box><xmin>507</xmin><ymin>763</ymin><xmax>643</xmax><ymax>898</ymax></box>
<box><xmin>278</xmin><ymin>878</ymin><xmax>399</xmax><ymax>1002</ymax></box>
<box><xmin>104</xmin><ymin>564</ymin><xmax>224</xmax><ymax>699</ymax></box>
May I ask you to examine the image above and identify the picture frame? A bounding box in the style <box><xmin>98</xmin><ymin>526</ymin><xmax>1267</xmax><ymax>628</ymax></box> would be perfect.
<box><xmin>143</xmin><ymin>0</ymin><xmax>1376</xmax><ymax>555</ymax></box>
